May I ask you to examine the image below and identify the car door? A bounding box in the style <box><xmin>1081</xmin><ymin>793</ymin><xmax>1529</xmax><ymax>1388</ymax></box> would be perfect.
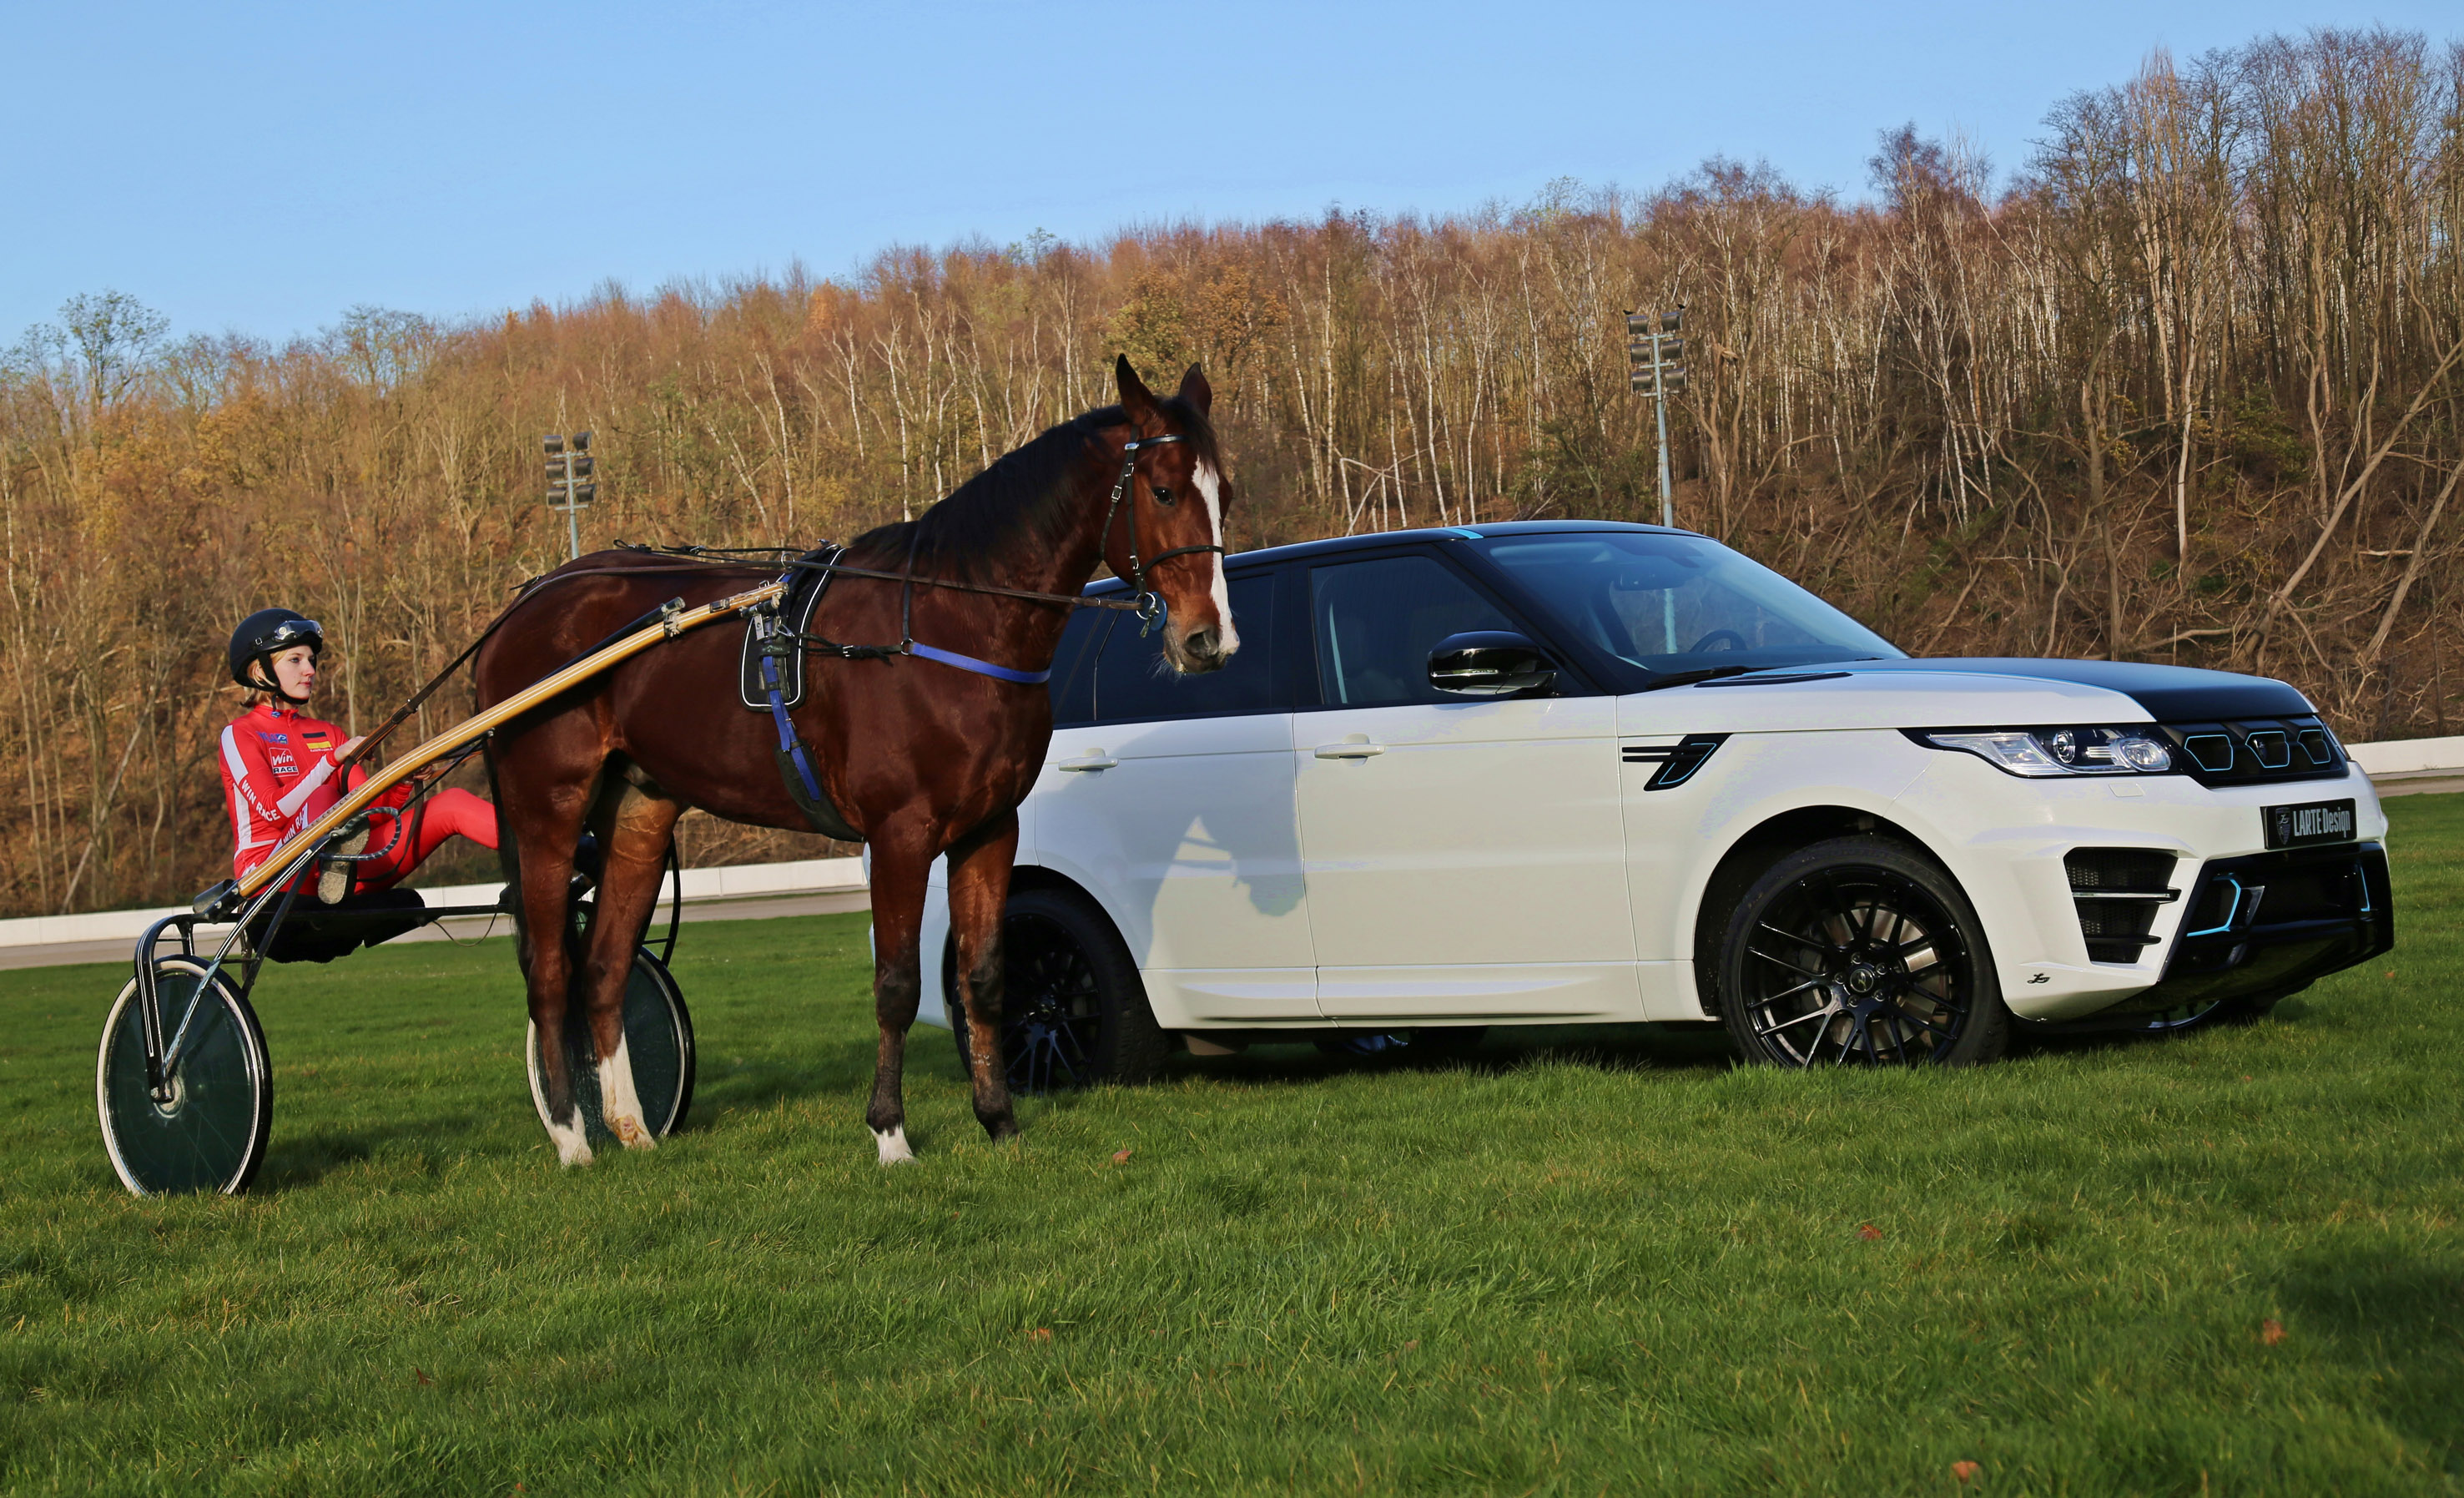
<box><xmin>1031</xmin><ymin>570</ymin><xmax>1319</xmax><ymax>1026</ymax></box>
<box><xmin>1292</xmin><ymin>550</ymin><xmax>1639</xmax><ymax>1021</ymax></box>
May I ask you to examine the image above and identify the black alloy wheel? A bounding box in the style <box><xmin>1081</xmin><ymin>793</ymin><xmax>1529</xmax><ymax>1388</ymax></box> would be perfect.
<box><xmin>1717</xmin><ymin>837</ymin><xmax>2008</xmax><ymax>1067</ymax></box>
<box><xmin>950</xmin><ymin>887</ymin><xmax>1166</xmax><ymax>1094</ymax></box>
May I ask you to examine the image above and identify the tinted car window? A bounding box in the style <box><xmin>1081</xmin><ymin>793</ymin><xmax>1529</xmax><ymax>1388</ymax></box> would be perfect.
<box><xmin>1095</xmin><ymin>572</ymin><xmax>1275</xmax><ymax>722</ymax></box>
<box><xmin>1046</xmin><ymin>605</ymin><xmax>1106</xmax><ymax>727</ymax></box>
<box><xmin>1476</xmin><ymin>532</ymin><xmax>1898</xmax><ymax>678</ymax></box>
<box><xmin>1310</xmin><ymin>553</ymin><xmax>1512</xmax><ymax>708</ymax></box>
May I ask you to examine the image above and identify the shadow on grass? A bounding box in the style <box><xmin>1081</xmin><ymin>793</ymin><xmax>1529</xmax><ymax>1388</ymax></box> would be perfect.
<box><xmin>2275</xmin><ymin>1244</ymin><xmax>2464</xmax><ymax>1456</ymax></box>
<box><xmin>1157</xmin><ymin>1021</ymin><xmax>1740</xmax><ymax>1089</ymax></box>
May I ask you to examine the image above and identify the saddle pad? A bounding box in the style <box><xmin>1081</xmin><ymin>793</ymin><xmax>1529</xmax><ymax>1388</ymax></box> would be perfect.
<box><xmin>738</xmin><ymin>545</ymin><xmax>839</xmax><ymax>709</ymax></box>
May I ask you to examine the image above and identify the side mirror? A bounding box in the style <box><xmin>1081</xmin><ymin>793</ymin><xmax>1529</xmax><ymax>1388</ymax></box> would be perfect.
<box><xmin>1428</xmin><ymin>631</ymin><xmax>1557</xmax><ymax>697</ymax></box>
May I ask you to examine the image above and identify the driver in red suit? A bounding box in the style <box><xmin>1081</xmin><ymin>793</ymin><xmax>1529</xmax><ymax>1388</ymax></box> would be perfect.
<box><xmin>221</xmin><ymin>608</ymin><xmax>499</xmax><ymax>961</ymax></box>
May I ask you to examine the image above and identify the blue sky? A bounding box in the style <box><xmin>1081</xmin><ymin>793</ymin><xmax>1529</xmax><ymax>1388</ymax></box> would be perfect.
<box><xmin>4</xmin><ymin>1</ymin><xmax>2454</xmax><ymax>345</ymax></box>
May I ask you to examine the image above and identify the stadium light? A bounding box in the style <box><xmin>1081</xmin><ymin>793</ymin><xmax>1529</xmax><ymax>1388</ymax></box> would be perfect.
<box><xmin>543</xmin><ymin>430</ymin><xmax>597</xmax><ymax>561</ymax></box>
<box><xmin>1625</xmin><ymin>308</ymin><xmax>1686</xmax><ymax>527</ymax></box>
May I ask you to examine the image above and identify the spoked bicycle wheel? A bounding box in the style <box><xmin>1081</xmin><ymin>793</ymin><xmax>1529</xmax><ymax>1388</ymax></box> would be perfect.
<box><xmin>525</xmin><ymin>948</ymin><xmax>696</xmax><ymax>1144</ymax></box>
<box><xmin>97</xmin><ymin>957</ymin><xmax>273</xmax><ymax>1196</ymax></box>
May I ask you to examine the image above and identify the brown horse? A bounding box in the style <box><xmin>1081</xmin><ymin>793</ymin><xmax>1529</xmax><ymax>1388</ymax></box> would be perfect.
<box><xmin>475</xmin><ymin>359</ymin><xmax>1236</xmax><ymax>1165</ymax></box>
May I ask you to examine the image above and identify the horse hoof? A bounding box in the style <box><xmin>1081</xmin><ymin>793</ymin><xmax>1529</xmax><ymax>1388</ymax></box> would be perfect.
<box><xmin>981</xmin><ymin>1116</ymin><xmax>1021</xmax><ymax>1144</ymax></box>
<box><xmin>874</xmin><ymin>1126</ymin><xmax>916</xmax><ymax>1166</ymax></box>
<box><xmin>610</xmin><ymin>1114</ymin><xmax>658</xmax><ymax>1151</ymax></box>
<box><xmin>547</xmin><ymin>1115</ymin><xmax>594</xmax><ymax>1168</ymax></box>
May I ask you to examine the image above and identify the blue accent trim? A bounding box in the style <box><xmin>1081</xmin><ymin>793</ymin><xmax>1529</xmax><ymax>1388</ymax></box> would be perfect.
<box><xmin>908</xmin><ymin>641</ymin><xmax>1051</xmax><ymax>684</ymax></box>
<box><xmin>2183</xmin><ymin>874</ymin><xmax>2244</xmax><ymax>937</ymax></box>
<box><xmin>1445</xmin><ymin>527</ymin><xmax>1484</xmax><ymax>539</ymax></box>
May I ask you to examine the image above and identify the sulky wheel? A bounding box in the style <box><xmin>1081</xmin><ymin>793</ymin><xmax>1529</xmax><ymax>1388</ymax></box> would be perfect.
<box><xmin>526</xmin><ymin>947</ymin><xmax>697</xmax><ymax>1144</ymax></box>
<box><xmin>950</xmin><ymin>886</ymin><xmax>1166</xmax><ymax>1094</ymax></box>
<box><xmin>97</xmin><ymin>957</ymin><xmax>274</xmax><ymax>1196</ymax></box>
<box><xmin>1717</xmin><ymin>836</ymin><xmax>2008</xmax><ymax>1067</ymax></box>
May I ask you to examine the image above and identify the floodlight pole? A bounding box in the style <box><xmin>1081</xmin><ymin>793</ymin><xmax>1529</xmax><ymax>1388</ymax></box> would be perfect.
<box><xmin>1651</xmin><ymin>331</ymin><xmax>1675</xmax><ymax>530</ymax></box>
<box><xmin>542</xmin><ymin>431</ymin><xmax>596</xmax><ymax>562</ymax></box>
<box><xmin>559</xmin><ymin>449</ymin><xmax>580</xmax><ymax>560</ymax></box>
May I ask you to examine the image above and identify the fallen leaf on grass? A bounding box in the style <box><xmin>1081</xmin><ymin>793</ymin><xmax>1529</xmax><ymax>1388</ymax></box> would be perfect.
<box><xmin>412</xmin><ymin>1368</ymin><xmax>433</xmax><ymax>1386</ymax></box>
<box><xmin>1030</xmin><ymin>1327</ymin><xmax>1053</xmax><ymax>1342</ymax></box>
<box><xmin>2261</xmin><ymin>1318</ymin><xmax>2285</xmax><ymax>1345</ymax></box>
<box><xmin>1953</xmin><ymin>1460</ymin><xmax>1981</xmax><ymax>1482</ymax></box>
<box><xmin>1112</xmin><ymin>1149</ymin><xmax>1133</xmax><ymax>1163</ymax></box>
<box><xmin>1857</xmin><ymin>1223</ymin><xmax>1883</xmax><ymax>1241</ymax></box>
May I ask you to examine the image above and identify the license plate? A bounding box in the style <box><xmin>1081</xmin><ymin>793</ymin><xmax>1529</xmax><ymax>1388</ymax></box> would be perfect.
<box><xmin>2264</xmin><ymin>798</ymin><xmax>2356</xmax><ymax>850</ymax></box>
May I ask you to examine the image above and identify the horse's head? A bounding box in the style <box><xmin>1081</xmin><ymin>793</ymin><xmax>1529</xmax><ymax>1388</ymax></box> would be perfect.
<box><xmin>1108</xmin><ymin>355</ymin><xmax>1237</xmax><ymax>674</ymax></box>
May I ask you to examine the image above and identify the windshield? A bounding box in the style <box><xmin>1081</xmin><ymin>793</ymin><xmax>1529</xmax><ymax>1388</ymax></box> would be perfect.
<box><xmin>1474</xmin><ymin>532</ymin><xmax>1901</xmax><ymax>683</ymax></box>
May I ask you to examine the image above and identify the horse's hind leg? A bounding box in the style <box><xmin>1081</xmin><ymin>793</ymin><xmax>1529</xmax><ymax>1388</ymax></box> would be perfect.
<box><xmin>864</xmin><ymin>832</ymin><xmax>934</xmax><ymax>1165</ymax></box>
<box><xmin>579</xmin><ymin>764</ymin><xmax>683</xmax><ymax>1151</ymax></box>
<box><xmin>945</xmin><ymin>812</ymin><xmax>1021</xmax><ymax>1142</ymax></box>
<box><xmin>493</xmin><ymin>732</ymin><xmax>598</xmax><ymax>1167</ymax></box>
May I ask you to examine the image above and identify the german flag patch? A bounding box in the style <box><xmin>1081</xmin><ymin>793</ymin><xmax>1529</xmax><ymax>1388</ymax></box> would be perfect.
<box><xmin>300</xmin><ymin>729</ymin><xmax>335</xmax><ymax>754</ymax></box>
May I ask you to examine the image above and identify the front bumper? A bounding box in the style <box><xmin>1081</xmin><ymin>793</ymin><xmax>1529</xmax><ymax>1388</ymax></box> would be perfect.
<box><xmin>2097</xmin><ymin>841</ymin><xmax>2393</xmax><ymax>1014</ymax></box>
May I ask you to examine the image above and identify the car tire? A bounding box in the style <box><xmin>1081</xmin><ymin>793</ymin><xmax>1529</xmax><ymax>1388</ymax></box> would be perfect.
<box><xmin>950</xmin><ymin>885</ymin><xmax>1168</xmax><ymax>1093</ymax></box>
<box><xmin>1716</xmin><ymin>836</ymin><xmax>2008</xmax><ymax>1067</ymax></box>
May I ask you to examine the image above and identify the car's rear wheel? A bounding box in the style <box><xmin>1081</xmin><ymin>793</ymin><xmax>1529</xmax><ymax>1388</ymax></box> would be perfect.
<box><xmin>950</xmin><ymin>886</ymin><xmax>1167</xmax><ymax>1093</ymax></box>
<box><xmin>1716</xmin><ymin>836</ymin><xmax>2008</xmax><ymax>1067</ymax></box>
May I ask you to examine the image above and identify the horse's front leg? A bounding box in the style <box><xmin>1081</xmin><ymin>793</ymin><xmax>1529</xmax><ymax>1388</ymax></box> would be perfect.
<box><xmin>945</xmin><ymin>811</ymin><xmax>1020</xmax><ymax>1142</ymax></box>
<box><xmin>580</xmin><ymin>772</ymin><xmax>683</xmax><ymax>1151</ymax></box>
<box><xmin>865</xmin><ymin>834</ymin><xmax>932</xmax><ymax>1165</ymax></box>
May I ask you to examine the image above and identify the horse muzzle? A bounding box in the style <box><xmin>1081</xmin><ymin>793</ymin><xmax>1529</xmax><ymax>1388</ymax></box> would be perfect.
<box><xmin>1166</xmin><ymin>624</ymin><xmax>1235</xmax><ymax>675</ymax></box>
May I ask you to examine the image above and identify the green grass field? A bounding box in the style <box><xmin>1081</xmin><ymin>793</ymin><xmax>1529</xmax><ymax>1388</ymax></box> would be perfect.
<box><xmin>3</xmin><ymin>798</ymin><xmax>2461</xmax><ymax>1496</ymax></box>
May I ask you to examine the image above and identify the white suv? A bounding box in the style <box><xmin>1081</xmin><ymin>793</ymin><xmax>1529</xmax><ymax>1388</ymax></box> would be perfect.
<box><xmin>917</xmin><ymin>522</ymin><xmax>2393</xmax><ymax>1086</ymax></box>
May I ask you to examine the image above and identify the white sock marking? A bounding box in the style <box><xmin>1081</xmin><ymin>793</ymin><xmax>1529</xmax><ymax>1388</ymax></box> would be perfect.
<box><xmin>597</xmin><ymin>1033</ymin><xmax>657</xmax><ymax>1150</ymax></box>
<box><xmin>546</xmin><ymin>1112</ymin><xmax>593</xmax><ymax>1168</ymax></box>
<box><xmin>1192</xmin><ymin>461</ymin><xmax>1237</xmax><ymax>653</ymax></box>
<box><xmin>874</xmin><ymin>1125</ymin><xmax>915</xmax><ymax>1166</ymax></box>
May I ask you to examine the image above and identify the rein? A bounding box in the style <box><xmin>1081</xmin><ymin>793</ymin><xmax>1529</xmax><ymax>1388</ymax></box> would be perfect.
<box><xmin>348</xmin><ymin>425</ymin><xmax>1224</xmax><ymax>761</ymax></box>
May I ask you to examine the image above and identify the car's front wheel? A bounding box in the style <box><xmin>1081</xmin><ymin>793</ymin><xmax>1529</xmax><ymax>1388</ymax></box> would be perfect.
<box><xmin>1716</xmin><ymin>836</ymin><xmax>2008</xmax><ymax>1067</ymax></box>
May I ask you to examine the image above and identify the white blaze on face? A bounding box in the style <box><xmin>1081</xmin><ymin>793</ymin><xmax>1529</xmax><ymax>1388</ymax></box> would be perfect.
<box><xmin>597</xmin><ymin>1034</ymin><xmax>658</xmax><ymax>1151</ymax></box>
<box><xmin>1192</xmin><ymin>460</ymin><xmax>1237</xmax><ymax>653</ymax></box>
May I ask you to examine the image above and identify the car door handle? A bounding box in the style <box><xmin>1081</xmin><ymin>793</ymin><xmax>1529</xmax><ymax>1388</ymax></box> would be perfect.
<box><xmin>1313</xmin><ymin>741</ymin><xmax>1385</xmax><ymax>759</ymax></box>
<box><xmin>1056</xmin><ymin>754</ymin><xmax>1117</xmax><ymax>772</ymax></box>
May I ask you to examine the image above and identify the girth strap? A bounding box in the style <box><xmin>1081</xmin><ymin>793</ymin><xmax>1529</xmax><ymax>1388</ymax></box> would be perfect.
<box><xmin>751</xmin><ymin>603</ymin><xmax>863</xmax><ymax>842</ymax></box>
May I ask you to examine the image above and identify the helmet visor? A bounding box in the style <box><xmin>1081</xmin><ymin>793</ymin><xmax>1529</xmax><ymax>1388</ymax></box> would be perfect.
<box><xmin>251</xmin><ymin>618</ymin><xmax>323</xmax><ymax>656</ymax></box>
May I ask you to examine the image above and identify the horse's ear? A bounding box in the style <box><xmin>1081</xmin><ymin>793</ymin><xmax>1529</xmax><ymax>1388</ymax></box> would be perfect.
<box><xmin>1116</xmin><ymin>355</ymin><xmax>1156</xmax><ymax>426</ymax></box>
<box><xmin>1177</xmin><ymin>363</ymin><xmax>1212</xmax><ymax>416</ymax></box>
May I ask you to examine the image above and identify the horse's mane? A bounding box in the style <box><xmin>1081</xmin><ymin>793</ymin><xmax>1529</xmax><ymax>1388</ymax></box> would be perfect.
<box><xmin>844</xmin><ymin>396</ymin><xmax>1222</xmax><ymax>583</ymax></box>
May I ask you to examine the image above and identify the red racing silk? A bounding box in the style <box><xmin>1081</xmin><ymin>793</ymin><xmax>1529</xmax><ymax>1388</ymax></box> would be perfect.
<box><xmin>218</xmin><ymin>701</ymin><xmax>410</xmax><ymax>881</ymax></box>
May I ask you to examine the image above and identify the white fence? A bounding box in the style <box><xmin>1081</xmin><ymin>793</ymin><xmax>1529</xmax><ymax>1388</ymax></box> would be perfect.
<box><xmin>0</xmin><ymin>855</ymin><xmax>866</xmax><ymax>951</ymax></box>
<box><xmin>4</xmin><ymin>734</ymin><xmax>2458</xmax><ymax>953</ymax></box>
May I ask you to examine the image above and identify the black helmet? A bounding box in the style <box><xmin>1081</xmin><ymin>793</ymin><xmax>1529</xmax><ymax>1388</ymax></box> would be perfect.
<box><xmin>229</xmin><ymin>608</ymin><xmax>325</xmax><ymax>690</ymax></box>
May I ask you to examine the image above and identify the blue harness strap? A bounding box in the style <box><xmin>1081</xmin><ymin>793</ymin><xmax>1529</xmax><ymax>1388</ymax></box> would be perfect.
<box><xmin>758</xmin><ymin>648</ymin><xmax>826</xmax><ymax>806</ymax></box>
<box><xmin>906</xmin><ymin>641</ymin><xmax>1051</xmax><ymax>684</ymax></box>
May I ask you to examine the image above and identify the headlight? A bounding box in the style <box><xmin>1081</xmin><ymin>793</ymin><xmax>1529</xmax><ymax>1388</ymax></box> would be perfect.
<box><xmin>1922</xmin><ymin>727</ymin><xmax>2174</xmax><ymax>777</ymax></box>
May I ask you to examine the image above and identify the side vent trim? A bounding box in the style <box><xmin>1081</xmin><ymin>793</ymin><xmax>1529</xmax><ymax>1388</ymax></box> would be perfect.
<box><xmin>1621</xmin><ymin>734</ymin><xmax>1731</xmax><ymax>790</ymax></box>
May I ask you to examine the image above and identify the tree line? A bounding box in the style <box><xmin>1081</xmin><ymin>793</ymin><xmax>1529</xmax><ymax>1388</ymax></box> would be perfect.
<box><xmin>2</xmin><ymin>27</ymin><xmax>2457</xmax><ymax>917</ymax></box>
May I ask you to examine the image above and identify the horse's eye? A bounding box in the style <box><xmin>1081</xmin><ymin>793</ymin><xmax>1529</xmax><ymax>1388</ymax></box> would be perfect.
<box><xmin>1151</xmin><ymin>484</ymin><xmax>1176</xmax><ymax>506</ymax></box>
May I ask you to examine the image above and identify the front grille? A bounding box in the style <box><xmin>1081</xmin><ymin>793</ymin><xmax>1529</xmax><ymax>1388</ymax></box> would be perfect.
<box><xmin>2065</xmin><ymin>847</ymin><xmax>2179</xmax><ymax>964</ymax></box>
<box><xmin>2156</xmin><ymin>715</ymin><xmax>2346</xmax><ymax>786</ymax></box>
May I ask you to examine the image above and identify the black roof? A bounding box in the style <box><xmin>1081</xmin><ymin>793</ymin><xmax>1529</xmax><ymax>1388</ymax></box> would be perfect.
<box><xmin>1086</xmin><ymin>519</ymin><xmax>1695</xmax><ymax>594</ymax></box>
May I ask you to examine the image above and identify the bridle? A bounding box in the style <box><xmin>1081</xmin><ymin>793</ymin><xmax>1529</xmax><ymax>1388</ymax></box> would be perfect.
<box><xmin>1100</xmin><ymin>431</ymin><xmax>1227</xmax><ymax>635</ymax></box>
